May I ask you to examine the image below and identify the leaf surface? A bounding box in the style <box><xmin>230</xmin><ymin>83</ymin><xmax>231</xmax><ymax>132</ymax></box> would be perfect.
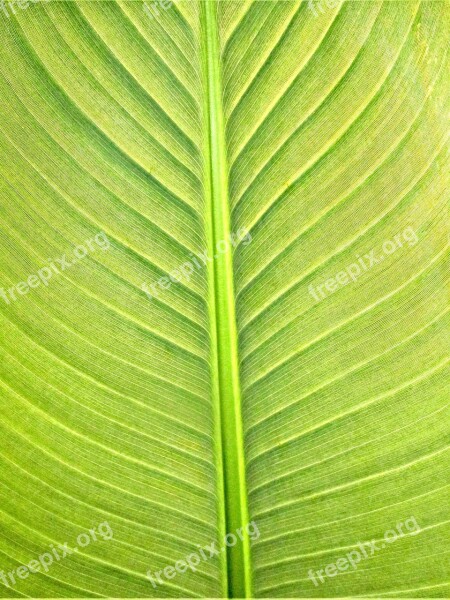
<box><xmin>0</xmin><ymin>1</ymin><xmax>448</xmax><ymax>598</ymax></box>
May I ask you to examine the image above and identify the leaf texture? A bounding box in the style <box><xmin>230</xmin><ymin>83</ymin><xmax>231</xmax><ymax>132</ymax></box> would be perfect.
<box><xmin>0</xmin><ymin>1</ymin><xmax>448</xmax><ymax>598</ymax></box>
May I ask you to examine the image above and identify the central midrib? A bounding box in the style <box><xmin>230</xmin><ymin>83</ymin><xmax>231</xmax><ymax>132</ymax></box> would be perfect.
<box><xmin>201</xmin><ymin>2</ymin><xmax>252</xmax><ymax>598</ymax></box>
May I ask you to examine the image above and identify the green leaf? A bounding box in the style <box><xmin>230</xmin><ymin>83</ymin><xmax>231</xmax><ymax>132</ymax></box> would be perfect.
<box><xmin>0</xmin><ymin>0</ymin><xmax>448</xmax><ymax>598</ymax></box>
